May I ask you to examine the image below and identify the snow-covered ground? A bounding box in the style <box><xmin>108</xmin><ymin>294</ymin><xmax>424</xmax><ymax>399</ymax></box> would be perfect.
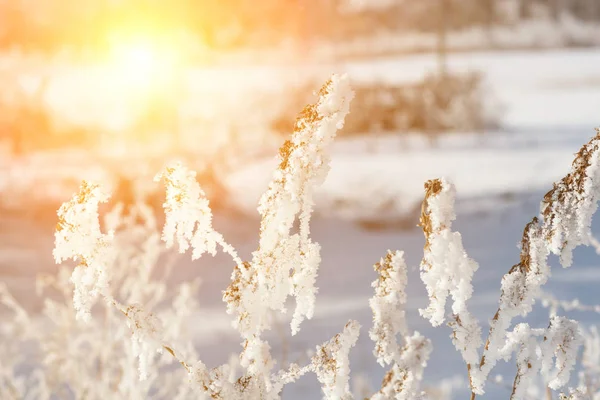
<box><xmin>226</xmin><ymin>127</ymin><xmax>595</xmax><ymax>225</ymax></box>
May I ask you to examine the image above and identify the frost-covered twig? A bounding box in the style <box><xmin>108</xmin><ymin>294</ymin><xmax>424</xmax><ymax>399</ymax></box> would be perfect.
<box><xmin>311</xmin><ymin>320</ymin><xmax>361</xmax><ymax>400</ymax></box>
<box><xmin>369</xmin><ymin>250</ymin><xmax>409</xmax><ymax>367</ymax></box>
<box><xmin>53</xmin><ymin>181</ymin><xmax>114</xmax><ymax>322</ymax></box>
<box><xmin>223</xmin><ymin>74</ymin><xmax>354</xmax><ymax>341</ymax></box>
<box><xmin>53</xmin><ymin>185</ymin><xmax>190</xmax><ymax>381</ymax></box>
<box><xmin>541</xmin><ymin>129</ymin><xmax>600</xmax><ymax>267</ymax></box>
<box><xmin>472</xmin><ymin>131</ymin><xmax>600</xmax><ymax>397</ymax></box>
<box><xmin>0</xmin><ymin>283</ymin><xmax>29</xmax><ymax>327</ymax></box>
<box><xmin>491</xmin><ymin>316</ymin><xmax>581</xmax><ymax>400</ymax></box>
<box><xmin>474</xmin><ymin>216</ymin><xmax>550</xmax><ymax>396</ymax></box>
<box><xmin>559</xmin><ymin>387</ymin><xmax>591</xmax><ymax>400</ymax></box>
<box><xmin>368</xmin><ymin>250</ymin><xmax>432</xmax><ymax>399</ymax></box>
<box><xmin>370</xmin><ymin>332</ymin><xmax>432</xmax><ymax>400</ymax></box>
<box><xmin>418</xmin><ymin>178</ymin><xmax>482</xmax><ymax>393</ymax></box>
<box><xmin>539</xmin><ymin>316</ymin><xmax>582</xmax><ymax>391</ymax></box>
<box><xmin>540</xmin><ymin>290</ymin><xmax>600</xmax><ymax>316</ymax></box>
<box><xmin>154</xmin><ymin>162</ymin><xmax>242</xmax><ymax>265</ymax></box>
<box><xmin>577</xmin><ymin>325</ymin><xmax>600</xmax><ymax>399</ymax></box>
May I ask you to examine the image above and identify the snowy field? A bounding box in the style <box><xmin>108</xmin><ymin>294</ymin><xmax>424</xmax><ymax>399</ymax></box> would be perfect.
<box><xmin>1</xmin><ymin>48</ymin><xmax>600</xmax><ymax>398</ymax></box>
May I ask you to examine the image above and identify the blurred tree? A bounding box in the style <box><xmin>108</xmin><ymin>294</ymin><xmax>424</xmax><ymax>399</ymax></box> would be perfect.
<box><xmin>519</xmin><ymin>0</ymin><xmax>533</xmax><ymax>19</ymax></box>
<box><xmin>548</xmin><ymin>0</ymin><xmax>565</xmax><ymax>21</ymax></box>
<box><xmin>3</xmin><ymin>0</ymin><xmax>599</xmax><ymax>53</ymax></box>
<box><xmin>437</xmin><ymin>0</ymin><xmax>448</xmax><ymax>77</ymax></box>
<box><xmin>484</xmin><ymin>0</ymin><xmax>496</xmax><ymax>44</ymax></box>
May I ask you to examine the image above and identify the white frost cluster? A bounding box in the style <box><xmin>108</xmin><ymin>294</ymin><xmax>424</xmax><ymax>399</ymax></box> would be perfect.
<box><xmin>155</xmin><ymin>163</ymin><xmax>242</xmax><ymax>265</ymax></box>
<box><xmin>476</xmin><ymin>218</ymin><xmax>551</xmax><ymax>393</ymax></box>
<box><xmin>498</xmin><ymin>323</ymin><xmax>545</xmax><ymax>400</ymax></box>
<box><xmin>311</xmin><ymin>320</ymin><xmax>361</xmax><ymax>400</ymax></box>
<box><xmin>53</xmin><ymin>181</ymin><xmax>114</xmax><ymax>322</ymax></box>
<box><xmin>368</xmin><ymin>250</ymin><xmax>432</xmax><ymax>399</ymax></box>
<box><xmin>371</xmin><ymin>332</ymin><xmax>433</xmax><ymax>400</ymax></box>
<box><xmin>489</xmin><ymin>317</ymin><xmax>581</xmax><ymax>400</ymax></box>
<box><xmin>34</xmin><ymin>200</ymin><xmax>201</xmax><ymax>398</ymax></box>
<box><xmin>560</xmin><ymin>388</ymin><xmax>591</xmax><ymax>400</ymax></box>
<box><xmin>369</xmin><ymin>250</ymin><xmax>408</xmax><ymax>367</ymax></box>
<box><xmin>539</xmin><ymin>316</ymin><xmax>582</xmax><ymax>390</ymax></box>
<box><xmin>125</xmin><ymin>304</ymin><xmax>165</xmax><ymax>381</ymax></box>
<box><xmin>418</xmin><ymin>179</ymin><xmax>482</xmax><ymax>371</ymax></box>
<box><xmin>542</xmin><ymin>132</ymin><xmax>600</xmax><ymax>267</ymax></box>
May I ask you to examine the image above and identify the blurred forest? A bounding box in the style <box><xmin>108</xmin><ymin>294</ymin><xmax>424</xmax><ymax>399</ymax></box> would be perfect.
<box><xmin>1</xmin><ymin>0</ymin><xmax>599</xmax><ymax>52</ymax></box>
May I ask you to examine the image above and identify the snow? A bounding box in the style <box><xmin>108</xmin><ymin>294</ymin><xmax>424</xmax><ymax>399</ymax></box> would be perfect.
<box><xmin>225</xmin><ymin>129</ymin><xmax>592</xmax><ymax>224</ymax></box>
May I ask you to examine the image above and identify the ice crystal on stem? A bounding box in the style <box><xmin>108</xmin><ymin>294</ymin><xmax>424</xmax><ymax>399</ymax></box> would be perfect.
<box><xmin>371</xmin><ymin>332</ymin><xmax>432</xmax><ymax>400</ymax></box>
<box><xmin>53</xmin><ymin>181</ymin><xmax>114</xmax><ymax>322</ymax></box>
<box><xmin>368</xmin><ymin>250</ymin><xmax>432</xmax><ymax>399</ymax></box>
<box><xmin>559</xmin><ymin>388</ymin><xmax>590</xmax><ymax>400</ymax></box>
<box><xmin>155</xmin><ymin>162</ymin><xmax>242</xmax><ymax>265</ymax></box>
<box><xmin>541</xmin><ymin>129</ymin><xmax>600</xmax><ymax>267</ymax></box>
<box><xmin>369</xmin><ymin>250</ymin><xmax>409</xmax><ymax>367</ymax></box>
<box><xmin>311</xmin><ymin>320</ymin><xmax>361</xmax><ymax>400</ymax></box>
<box><xmin>495</xmin><ymin>316</ymin><xmax>581</xmax><ymax>399</ymax></box>
<box><xmin>475</xmin><ymin>132</ymin><xmax>600</xmax><ymax>395</ymax></box>
<box><xmin>539</xmin><ymin>316</ymin><xmax>582</xmax><ymax>391</ymax></box>
<box><xmin>498</xmin><ymin>323</ymin><xmax>545</xmax><ymax>400</ymax></box>
<box><xmin>125</xmin><ymin>304</ymin><xmax>165</xmax><ymax>381</ymax></box>
<box><xmin>418</xmin><ymin>178</ymin><xmax>482</xmax><ymax>387</ymax></box>
<box><xmin>476</xmin><ymin>217</ymin><xmax>550</xmax><ymax>393</ymax></box>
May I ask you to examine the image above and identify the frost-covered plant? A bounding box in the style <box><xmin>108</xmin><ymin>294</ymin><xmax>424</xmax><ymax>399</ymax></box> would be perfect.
<box><xmin>4</xmin><ymin>77</ymin><xmax>600</xmax><ymax>400</ymax></box>
<box><xmin>1</xmin><ymin>199</ymin><xmax>199</xmax><ymax>399</ymax></box>
<box><xmin>413</xmin><ymin>132</ymin><xmax>600</xmax><ymax>399</ymax></box>
<box><xmin>477</xmin><ymin>132</ymin><xmax>600</xmax><ymax>398</ymax></box>
<box><xmin>48</xmin><ymin>74</ymin><xmax>358</xmax><ymax>400</ymax></box>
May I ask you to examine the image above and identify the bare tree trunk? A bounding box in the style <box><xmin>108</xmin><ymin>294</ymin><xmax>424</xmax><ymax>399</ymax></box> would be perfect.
<box><xmin>519</xmin><ymin>0</ymin><xmax>532</xmax><ymax>19</ymax></box>
<box><xmin>437</xmin><ymin>0</ymin><xmax>448</xmax><ymax>77</ymax></box>
<box><xmin>485</xmin><ymin>0</ymin><xmax>495</xmax><ymax>46</ymax></box>
<box><xmin>549</xmin><ymin>0</ymin><xmax>564</xmax><ymax>21</ymax></box>
<box><xmin>587</xmin><ymin>0</ymin><xmax>600</xmax><ymax>22</ymax></box>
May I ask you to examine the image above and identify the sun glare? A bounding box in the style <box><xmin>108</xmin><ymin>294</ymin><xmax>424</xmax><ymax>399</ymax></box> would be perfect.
<box><xmin>119</xmin><ymin>43</ymin><xmax>156</xmax><ymax>83</ymax></box>
<box><xmin>107</xmin><ymin>37</ymin><xmax>182</xmax><ymax>97</ymax></box>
